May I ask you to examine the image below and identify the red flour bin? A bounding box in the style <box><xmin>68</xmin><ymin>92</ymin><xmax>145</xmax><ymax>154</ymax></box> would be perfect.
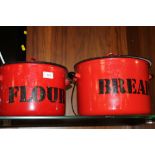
<box><xmin>0</xmin><ymin>62</ymin><xmax>68</xmax><ymax>116</ymax></box>
<box><xmin>73</xmin><ymin>55</ymin><xmax>152</xmax><ymax>115</ymax></box>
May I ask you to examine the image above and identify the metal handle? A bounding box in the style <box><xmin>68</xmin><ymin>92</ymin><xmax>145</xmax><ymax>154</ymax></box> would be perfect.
<box><xmin>105</xmin><ymin>52</ymin><xmax>120</xmax><ymax>57</ymax></box>
<box><xmin>149</xmin><ymin>74</ymin><xmax>154</xmax><ymax>80</ymax></box>
<box><xmin>68</xmin><ymin>72</ymin><xmax>78</xmax><ymax>115</ymax></box>
<box><xmin>71</xmin><ymin>82</ymin><xmax>78</xmax><ymax>116</ymax></box>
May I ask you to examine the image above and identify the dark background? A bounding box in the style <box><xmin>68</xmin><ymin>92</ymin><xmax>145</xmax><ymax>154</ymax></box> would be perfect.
<box><xmin>0</xmin><ymin>26</ymin><xmax>26</xmax><ymax>65</ymax></box>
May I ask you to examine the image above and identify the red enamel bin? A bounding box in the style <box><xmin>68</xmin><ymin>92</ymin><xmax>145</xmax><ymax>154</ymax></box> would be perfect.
<box><xmin>74</xmin><ymin>55</ymin><xmax>152</xmax><ymax>115</ymax></box>
<box><xmin>0</xmin><ymin>62</ymin><xmax>68</xmax><ymax>116</ymax></box>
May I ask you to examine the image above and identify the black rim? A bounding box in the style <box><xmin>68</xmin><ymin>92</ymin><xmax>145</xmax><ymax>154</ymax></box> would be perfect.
<box><xmin>74</xmin><ymin>55</ymin><xmax>152</xmax><ymax>69</ymax></box>
<box><xmin>0</xmin><ymin>61</ymin><xmax>68</xmax><ymax>72</ymax></box>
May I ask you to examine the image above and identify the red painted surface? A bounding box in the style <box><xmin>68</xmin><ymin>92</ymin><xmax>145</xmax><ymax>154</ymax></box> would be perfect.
<box><xmin>75</xmin><ymin>57</ymin><xmax>152</xmax><ymax>115</ymax></box>
<box><xmin>0</xmin><ymin>62</ymin><xmax>68</xmax><ymax>116</ymax></box>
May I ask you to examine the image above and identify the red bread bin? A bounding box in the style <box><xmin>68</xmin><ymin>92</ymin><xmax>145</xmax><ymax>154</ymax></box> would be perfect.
<box><xmin>0</xmin><ymin>62</ymin><xmax>68</xmax><ymax>116</ymax></box>
<box><xmin>73</xmin><ymin>55</ymin><xmax>152</xmax><ymax>115</ymax></box>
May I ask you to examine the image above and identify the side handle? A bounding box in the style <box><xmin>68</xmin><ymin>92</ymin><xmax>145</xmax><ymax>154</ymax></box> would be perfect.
<box><xmin>149</xmin><ymin>74</ymin><xmax>154</xmax><ymax>80</ymax></box>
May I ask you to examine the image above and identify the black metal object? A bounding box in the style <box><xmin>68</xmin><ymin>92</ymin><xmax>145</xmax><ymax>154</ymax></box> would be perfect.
<box><xmin>68</xmin><ymin>72</ymin><xmax>76</xmax><ymax>80</ymax></box>
<box><xmin>0</xmin><ymin>115</ymin><xmax>154</xmax><ymax>128</ymax></box>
